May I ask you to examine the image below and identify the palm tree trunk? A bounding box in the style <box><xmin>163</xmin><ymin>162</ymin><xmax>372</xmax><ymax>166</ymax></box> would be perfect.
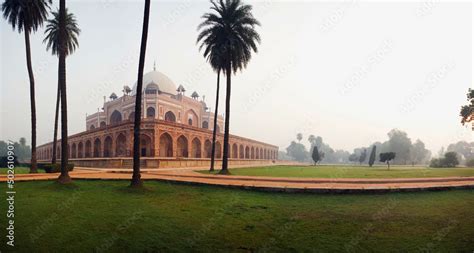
<box><xmin>219</xmin><ymin>62</ymin><xmax>232</xmax><ymax>174</ymax></box>
<box><xmin>24</xmin><ymin>31</ymin><xmax>37</xmax><ymax>173</ymax></box>
<box><xmin>57</xmin><ymin>0</ymin><xmax>71</xmax><ymax>184</ymax></box>
<box><xmin>210</xmin><ymin>70</ymin><xmax>220</xmax><ymax>172</ymax></box>
<box><xmin>131</xmin><ymin>0</ymin><xmax>151</xmax><ymax>188</ymax></box>
<box><xmin>52</xmin><ymin>75</ymin><xmax>60</xmax><ymax>164</ymax></box>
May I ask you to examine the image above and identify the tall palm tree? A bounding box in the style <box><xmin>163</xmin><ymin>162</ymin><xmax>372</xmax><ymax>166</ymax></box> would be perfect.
<box><xmin>43</xmin><ymin>9</ymin><xmax>80</xmax><ymax>166</ymax></box>
<box><xmin>2</xmin><ymin>0</ymin><xmax>51</xmax><ymax>173</ymax></box>
<box><xmin>197</xmin><ymin>23</ymin><xmax>227</xmax><ymax>172</ymax></box>
<box><xmin>197</xmin><ymin>0</ymin><xmax>260</xmax><ymax>174</ymax></box>
<box><xmin>56</xmin><ymin>0</ymin><xmax>72</xmax><ymax>184</ymax></box>
<box><xmin>130</xmin><ymin>0</ymin><xmax>151</xmax><ymax>188</ymax></box>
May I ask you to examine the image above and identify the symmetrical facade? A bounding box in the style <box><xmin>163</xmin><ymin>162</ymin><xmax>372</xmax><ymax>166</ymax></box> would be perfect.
<box><xmin>37</xmin><ymin>69</ymin><xmax>278</xmax><ymax>168</ymax></box>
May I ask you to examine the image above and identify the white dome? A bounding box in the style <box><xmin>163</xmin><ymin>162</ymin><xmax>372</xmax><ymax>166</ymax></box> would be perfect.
<box><xmin>131</xmin><ymin>70</ymin><xmax>177</xmax><ymax>95</ymax></box>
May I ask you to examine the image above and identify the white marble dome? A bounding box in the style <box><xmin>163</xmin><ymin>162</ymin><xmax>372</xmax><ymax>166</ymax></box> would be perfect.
<box><xmin>131</xmin><ymin>70</ymin><xmax>177</xmax><ymax>95</ymax></box>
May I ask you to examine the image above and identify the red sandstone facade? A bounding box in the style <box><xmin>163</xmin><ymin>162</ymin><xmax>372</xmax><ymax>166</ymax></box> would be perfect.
<box><xmin>36</xmin><ymin>70</ymin><xmax>278</xmax><ymax>168</ymax></box>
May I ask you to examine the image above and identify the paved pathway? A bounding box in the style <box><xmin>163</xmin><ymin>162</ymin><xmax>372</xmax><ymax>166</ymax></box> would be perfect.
<box><xmin>2</xmin><ymin>167</ymin><xmax>474</xmax><ymax>193</ymax></box>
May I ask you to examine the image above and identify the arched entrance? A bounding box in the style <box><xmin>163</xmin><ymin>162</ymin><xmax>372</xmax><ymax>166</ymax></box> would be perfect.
<box><xmin>245</xmin><ymin>146</ymin><xmax>250</xmax><ymax>159</ymax></box>
<box><xmin>110</xmin><ymin>110</ymin><xmax>122</xmax><ymax>125</ymax></box>
<box><xmin>159</xmin><ymin>133</ymin><xmax>173</xmax><ymax>157</ymax></box>
<box><xmin>204</xmin><ymin>140</ymin><xmax>212</xmax><ymax>158</ymax></box>
<box><xmin>146</xmin><ymin>107</ymin><xmax>156</xmax><ymax>118</ymax></box>
<box><xmin>202</xmin><ymin>121</ymin><xmax>209</xmax><ymax>129</ymax></box>
<box><xmin>85</xmin><ymin>140</ymin><xmax>92</xmax><ymax>158</ymax></box>
<box><xmin>232</xmin><ymin>143</ymin><xmax>238</xmax><ymax>158</ymax></box>
<box><xmin>239</xmin><ymin>144</ymin><xmax>244</xmax><ymax>159</ymax></box>
<box><xmin>104</xmin><ymin>136</ymin><xmax>113</xmax><ymax>157</ymax></box>
<box><xmin>93</xmin><ymin>138</ymin><xmax>102</xmax><ymax>157</ymax></box>
<box><xmin>116</xmin><ymin>133</ymin><xmax>128</xmax><ymax>157</ymax></box>
<box><xmin>164</xmin><ymin>111</ymin><xmax>176</xmax><ymax>122</ymax></box>
<box><xmin>177</xmin><ymin>135</ymin><xmax>188</xmax><ymax>158</ymax></box>
<box><xmin>215</xmin><ymin>141</ymin><xmax>222</xmax><ymax>158</ymax></box>
<box><xmin>191</xmin><ymin>138</ymin><xmax>201</xmax><ymax>158</ymax></box>
<box><xmin>78</xmin><ymin>142</ymin><xmax>83</xmax><ymax>158</ymax></box>
<box><xmin>71</xmin><ymin>143</ymin><xmax>76</xmax><ymax>158</ymax></box>
<box><xmin>140</xmin><ymin>134</ymin><xmax>153</xmax><ymax>157</ymax></box>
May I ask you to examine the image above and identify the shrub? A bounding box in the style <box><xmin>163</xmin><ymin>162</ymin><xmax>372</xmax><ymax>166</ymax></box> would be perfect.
<box><xmin>43</xmin><ymin>163</ymin><xmax>75</xmax><ymax>173</ymax></box>
<box><xmin>430</xmin><ymin>152</ymin><xmax>459</xmax><ymax>168</ymax></box>
<box><xmin>466</xmin><ymin>159</ymin><xmax>474</xmax><ymax>167</ymax></box>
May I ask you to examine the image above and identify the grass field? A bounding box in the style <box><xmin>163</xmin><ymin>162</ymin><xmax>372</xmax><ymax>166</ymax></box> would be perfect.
<box><xmin>0</xmin><ymin>180</ymin><xmax>473</xmax><ymax>252</ymax></box>
<box><xmin>201</xmin><ymin>165</ymin><xmax>474</xmax><ymax>178</ymax></box>
<box><xmin>0</xmin><ymin>167</ymin><xmax>45</xmax><ymax>174</ymax></box>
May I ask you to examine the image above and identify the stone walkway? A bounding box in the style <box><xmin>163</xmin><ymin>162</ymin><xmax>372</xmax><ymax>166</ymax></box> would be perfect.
<box><xmin>2</xmin><ymin>167</ymin><xmax>474</xmax><ymax>193</ymax></box>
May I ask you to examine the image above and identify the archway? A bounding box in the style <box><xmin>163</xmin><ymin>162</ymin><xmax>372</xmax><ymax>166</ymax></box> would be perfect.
<box><xmin>251</xmin><ymin>147</ymin><xmax>255</xmax><ymax>159</ymax></box>
<box><xmin>215</xmin><ymin>141</ymin><xmax>222</xmax><ymax>158</ymax></box>
<box><xmin>110</xmin><ymin>110</ymin><xmax>122</xmax><ymax>125</ymax></box>
<box><xmin>78</xmin><ymin>142</ymin><xmax>83</xmax><ymax>158</ymax></box>
<box><xmin>85</xmin><ymin>140</ymin><xmax>92</xmax><ymax>158</ymax></box>
<box><xmin>159</xmin><ymin>133</ymin><xmax>173</xmax><ymax>157</ymax></box>
<box><xmin>164</xmin><ymin>111</ymin><xmax>176</xmax><ymax>122</ymax></box>
<box><xmin>140</xmin><ymin>134</ymin><xmax>153</xmax><ymax>157</ymax></box>
<box><xmin>104</xmin><ymin>136</ymin><xmax>113</xmax><ymax>157</ymax></box>
<box><xmin>100</xmin><ymin>121</ymin><xmax>106</xmax><ymax>127</ymax></box>
<box><xmin>260</xmin><ymin>149</ymin><xmax>263</xmax><ymax>159</ymax></box>
<box><xmin>232</xmin><ymin>143</ymin><xmax>238</xmax><ymax>158</ymax></box>
<box><xmin>128</xmin><ymin>112</ymin><xmax>135</xmax><ymax>122</ymax></box>
<box><xmin>202</xmin><ymin>121</ymin><xmax>209</xmax><ymax>129</ymax></box>
<box><xmin>186</xmin><ymin>109</ymin><xmax>198</xmax><ymax>127</ymax></box>
<box><xmin>204</xmin><ymin>140</ymin><xmax>212</xmax><ymax>158</ymax></box>
<box><xmin>177</xmin><ymin>135</ymin><xmax>188</xmax><ymax>158</ymax></box>
<box><xmin>191</xmin><ymin>138</ymin><xmax>201</xmax><ymax>158</ymax></box>
<box><xmin>71</xmin><ymin>143</ymin><xmax>76</xmax><ymax>159</ymax></box>
<box><xmin>93</xmin><ymin>138</ymin><xmax>102</xmax><ymax>157</ymax></box>
<box><xmin>90</xmin><ymin>124</ymin><xmax>95</xmax><ymax>130</ymax></box>
<box><xmin>239</xmin><ymin>144</ymin><xmax>244</xmax><ymax>159</ymax></box>
<box><xmin>245</xmin><ymin>146</ymin><xmax>250</xmax><ymax>159</ymax></box>
<box><xmin>146</xmin><ymin>107</ymin><xmax>155</xmax><ymax>118</ymax></box>
<box><xmin>116</xmin><ymin>133</ymin><xmax>128</xmax><ymax>157</ymax></box>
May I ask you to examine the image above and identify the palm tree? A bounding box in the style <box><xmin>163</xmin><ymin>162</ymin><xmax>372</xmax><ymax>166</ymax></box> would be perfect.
<box><xmin>130</xmin><ymin>0</ymin><xmax>151</xmax><ymax>188</ymax></box>
<box><xmin>197</xmin><ymin>19</ymin><xmax>228</xmax><ymax>172</ymax></box>
<box><xmin>197</xmin><ymin>0</ymin><xmax>260</xmax><ymax>174</ymax></box>
<box><xmin>2</xmin><ymin>0</ymin><xmax>51</xmax><ymax>173</ymax></box>
<box><xmin>43</xmin><ymin>9</ymin><xmax>80</xmax><ymax>166</ymax></box>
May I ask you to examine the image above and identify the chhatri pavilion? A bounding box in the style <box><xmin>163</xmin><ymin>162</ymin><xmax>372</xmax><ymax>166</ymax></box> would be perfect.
<box><xmin>37</xmin><ymin>68</ymin><xmax>278</xmax><ymax>168</ymax></box>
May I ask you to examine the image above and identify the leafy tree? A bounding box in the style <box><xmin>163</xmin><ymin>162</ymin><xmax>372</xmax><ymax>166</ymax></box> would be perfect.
<box><xmin>460</xmin><ymin>88</ymin><xmax>473</xmax><ymax>125</ymax></box>
<box><xmin>358</xmin><ymin>149</ymin><xmax>367</xmax><ymax>165</ymax></box>
<box><xmin>368</xmin><ymin>145</ymin><xmax>376</xmax><ymax>167</ymax></box>
<box><xmin>198</xmin><ymin>0</ymin><xmax>261</xmax><ymax>174</ymax></box>
<box><xmin>348</xmin><ymin>153</ymin><xmax>358</xmax><ymax>163</ymax></box>
<box><xmin>311</xmin><ymin>146</ymin><xmax>320</xmax><ymax>165</ymax></box>
<box><xmin>379</xmin><ymin>152</ymin><xmax>396</xmax><ymax>170</ymax></box>
<box><xmin>387</xmin><ymin>129</ymin><xmax>412</xmax><ymax>164</ymax></box>
<box><xmin>446</xmin><ymin>141</ymin><xmax>474</xmax><ymax>162</ymax></box>
<box><xmin>43</xmin><ymin>8</ymin><xmax>80</xmax><ymax>166</ymax></box>
<box><xmin>409</xmin><ymin>139</ymin><xmax>431</xmax><ymax>165</ymax></box>
<box><xmin>131</xmin><ymin>0</ymin><xmax>151</xmax><ymax>187</ymax></box>
<box><xmin>286</xmin><ymin>141</ymin><xmax>308</xmax><ymax>162</ymax></box>
<box><xmin>443</xmin><ymin>152</ymin><xmax>459</xmax><ymax>167</ymax></box>
<box><xmin>466</xmin><ymin>158</ymin><xmax>474</xmax><ymax>167</ymax></box>
<box><xmin>297</xmin><ymin>133</ymin><xmax>303</xmax><ymax>143</ymax></box>
<box><xmin>430</xmin><ymin>152</ymin><xmax>459</xmax><ymax>168</ymax></box>
<box><xmin>2</xmin><ymin>0</ymin><xmax>52</xmax><ymax>173</ymax></box>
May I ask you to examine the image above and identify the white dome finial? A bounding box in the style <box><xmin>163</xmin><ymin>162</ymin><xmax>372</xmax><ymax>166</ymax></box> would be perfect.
<box><xmin>153</xmin><ymin>60</ymin><xmax>156</xmax><ymax>71</ymax></box>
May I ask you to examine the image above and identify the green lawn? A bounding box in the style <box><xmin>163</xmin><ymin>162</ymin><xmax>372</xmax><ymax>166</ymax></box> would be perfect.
<box><xmin>0</xmin><ymin>180</ymin><xmax>473</xmax><ymax>252</ymax></box>
<box><xmin>201</xmin><ymin>165</ymin><xmax>474</xmax><ymax>178</ymax></box>
<box><xmin>0</xmin><ymin>167</ymin><xmax>45</xmax><ymax>174</ymax></box>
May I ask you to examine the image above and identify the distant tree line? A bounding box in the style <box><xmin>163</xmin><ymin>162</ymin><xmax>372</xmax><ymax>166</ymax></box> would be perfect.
<box><xmin>0</xmin><ymin>138</ymin><xmax>31</xmax><ymax>161</ymax></box>
<box><xmin>284</xmin><ymin>129</ymin><xmax>431</xmax><ymax>166</ymax></box>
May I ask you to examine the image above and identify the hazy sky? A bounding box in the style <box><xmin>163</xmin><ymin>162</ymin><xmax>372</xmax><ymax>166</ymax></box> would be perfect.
<box><xmin>1</xmin><ymin>0</ymin><xmax>473</xmax><ymax>154</ymax></box>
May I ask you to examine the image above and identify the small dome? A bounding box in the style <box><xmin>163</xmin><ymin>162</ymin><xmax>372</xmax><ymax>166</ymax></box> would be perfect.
<box><xmin>131</xmin><ymin>70</ymin><xmax>177</xmax><ymax>95</ymax></box>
